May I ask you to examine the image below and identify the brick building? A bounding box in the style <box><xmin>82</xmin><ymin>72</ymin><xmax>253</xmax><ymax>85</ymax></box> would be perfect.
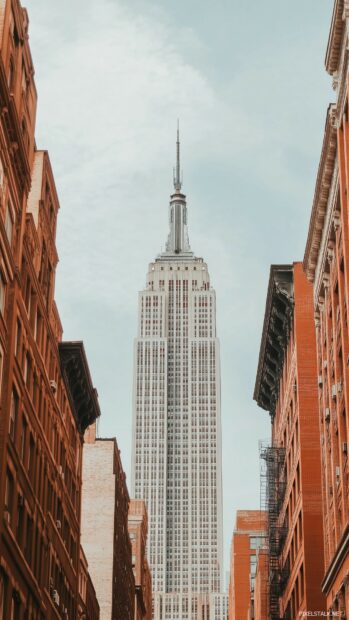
<box><xmin>81</xmin><ymin>423</ymin><xmax>135</xmax><ymax>619</ymax></box>
<box><xmin>228</xmin><ymin>510</ymin><xmax>266</xmax><ymax>620</ymax></box>
<box><xmin>303</xmin><ymin>2</ymin><xmax>349</xmax><ymax>613</ymax></box>
<box><xmin>0</xmin><ymin>1</ymin><xmax>100</xmax><ymax>617</ymax></box>
<box><xmin>254</xmin><ymin>263</ymin><xmax>326</xmax><ymax>619</ymax></box>
<box><xmin>128</xmin><ymin>499</ymin><xmax>152</xmax><ymax>620</ymax></box>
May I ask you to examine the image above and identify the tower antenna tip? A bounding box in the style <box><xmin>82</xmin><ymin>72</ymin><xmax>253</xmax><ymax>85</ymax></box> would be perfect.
<box><xmin>174</xmin><ymin>121</ymin><xmax>182</xmax><ymax>191</ymax></box>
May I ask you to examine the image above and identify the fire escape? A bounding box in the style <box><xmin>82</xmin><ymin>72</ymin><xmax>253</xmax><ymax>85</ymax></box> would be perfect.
<box><xmin>261</xmin><ymin>445</ymin><xmax>289</xmax><ymax>620</ymax></box>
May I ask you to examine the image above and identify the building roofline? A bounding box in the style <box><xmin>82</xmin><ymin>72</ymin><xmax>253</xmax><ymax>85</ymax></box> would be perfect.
<box><xmin>325</xmin><ymin>0</ymin><xmax>345</xmax><ymax>75</ymax></box>
<box><xmin>59</xmin><ymin>341</ymin><xmax>101</xmax><ymax>434</ymax></box>
<box><xmin>253</xmin><ymin>265</ymin><xmax>294</xmax><ymax>416</ymax></box>
<box><xmin>303</xmin><ymin>105</ymin><xmax>337</xmax><ymax>281</ymax></box>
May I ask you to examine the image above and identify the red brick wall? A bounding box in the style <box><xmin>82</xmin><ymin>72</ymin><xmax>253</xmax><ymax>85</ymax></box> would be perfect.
<box><xmin>272</xmin><ymin>263</ymin><xmax>325</xmax><ymax>618</ymax></box>
<box><xmin>229</xmin><ymin>510</ymin><xmax>266</xmax><ymax>620</ymax></box>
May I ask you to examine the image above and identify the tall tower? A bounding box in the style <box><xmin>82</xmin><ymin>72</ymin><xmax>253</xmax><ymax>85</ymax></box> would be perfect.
<box><xmin>132</xmin><ymin>131</ymin><xmax>225</xmax><ymax>620</ymax></box>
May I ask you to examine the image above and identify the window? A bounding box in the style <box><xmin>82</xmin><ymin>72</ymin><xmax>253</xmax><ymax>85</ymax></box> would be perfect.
<box><xmin>5</xmin><ymin>204</ymin><xmax>13</xmax><ymax>245</ymax></box>
<box><xmin>21</xmin><ymin>65</ymin><xmax>27</xmax><ymax>95</ymax></box>
<box><xmin>0</xmin><ymin>158</ymin><xmax>4</xmax><ymax>193</ymax></box>
<box><xmin>250</xmin><ymin>554</ymin><xmax>257</xmax><ymax>577</ymax></box>
<box><xmin>250</xmin><ymin>535</ymin><xmax>266</xmax><ymax>550</ymax></box>
<box><xmin>21</xmin><ymin>418</ymin><xmax>27</xmax><ymax>463</ymax></box>
<box><xmin>25</xmin><ymin>353</ymin><xmax>31</xmax><ymax>390</ymax></box>
<box><xmin>10</xmin><ymin>591</ymin><xmax>20</xmax><ymax>620</ymax></box>
<box><xmin>28</xmin><ymin>435</ymin><xmax>35</xmax><ymax>480</ymax></box>
<box><xmin>16</xmin><ymin>494</ymin><xmax>24</xmax><ymax>547</ymax></box>
<box><xmin>25</xmin><ymin>516</ymin><xmax>33</xmax><ymax>565</ymax></box>
<box><xmin>21</xmin><ymin>119</ymin><xmax>28</xmax><ymax>150</ymax></box>
<box><xmin>4</xmin><ymin>469</ymin><xmax>14</xmax><ymax>524</ymax></box>
<box><xmin>0</xmin><ymin>345</ymin><xmax>3</xmax><ymax>398</ymax></box>
<box><xmin>0</xmin><ymin>572</ymin><xmax>4</xmax><ymax>619</ymax></box>
<box><xmin>15</xmin><ymin>319</ymin><xmax>21</xmax><ymax>359</ymax></box>
<box><xmin>300</xmin><ymin>564</ymin><xmax>304</xmax><ymax>601</ymax></box>
<box><xmin>0</xmin><ymin>271</ymin><xmax>5</xmax><ymax>315</ymax></box>
<box><xmin>8</xmin><ymin>57</ymin><xmax>15</xmax><ymax>91</ymax></box>
<box><xmin>9</xmin><ymin>388</ymin><xmax>18</xmax><ymax>442</ymax></box>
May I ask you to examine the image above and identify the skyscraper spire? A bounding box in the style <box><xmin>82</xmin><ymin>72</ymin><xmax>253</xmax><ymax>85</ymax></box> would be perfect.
<box><xmin>132</xmin><ymin>127</ymin><xmax>224</xmax><ymax>619</ymax></box>
<box><xmin>160</xmin><ymin>124</ymin><xmax>192</xmax><ymax>256</ymax></box>
<box><xmin>173</xmin><ymin>120</ymin><xmax>182</xmax><ymax>193</ymax></box>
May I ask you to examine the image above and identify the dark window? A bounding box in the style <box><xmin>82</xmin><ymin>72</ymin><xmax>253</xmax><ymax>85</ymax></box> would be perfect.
<box><xmin>9</xmin><ymin>388</ymin><xmax>18</xmax><ymax>442</ymax></box>
<box><xmin>4</xmin><ymin>469</ymin><xmax>14</xmax><ymax>524</ymax></box>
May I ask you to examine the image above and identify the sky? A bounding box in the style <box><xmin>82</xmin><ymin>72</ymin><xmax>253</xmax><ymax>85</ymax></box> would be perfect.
<box><xmin>24</xmin><ymin>0</ymin><xmax>334</xmax><ymax>576</ymax></box>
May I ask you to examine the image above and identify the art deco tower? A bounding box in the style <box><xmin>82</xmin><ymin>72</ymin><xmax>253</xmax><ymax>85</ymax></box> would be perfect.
<box><xmin>132</xmin><ymin>131</ymin><xmax>225</xmax><ymax>620</ymax></box>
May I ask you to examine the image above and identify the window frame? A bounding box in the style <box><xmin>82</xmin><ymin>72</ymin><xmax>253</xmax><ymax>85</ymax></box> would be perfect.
<box><xmin>0</xmin><ymin>269</ymin><xmax>6</xmax><ymax>315</ymax></box>
<box><xmin>4</xmin><ymin>201</ymin><xmax>14</xmax><ymax>246</ymax></box>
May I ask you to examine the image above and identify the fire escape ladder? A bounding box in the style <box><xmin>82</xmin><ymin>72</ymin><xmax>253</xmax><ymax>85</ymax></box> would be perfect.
<box><xmin>260</xmin><ymin>444</ymin><xmax>288</xmax><ymax>620</ymax></box>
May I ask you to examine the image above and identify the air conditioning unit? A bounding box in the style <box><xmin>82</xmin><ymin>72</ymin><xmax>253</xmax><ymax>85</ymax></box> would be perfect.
<box><xmin>343</xmin><ymin>443</ymin><xmax>348</xmax><ymax>455</ymax></box>
<box><xmin>318</xmin><ymin>375</ymin><xmax>323</xmax><ymax>387</ymax></box>
<box><xmin>332</xmin><ymin>384</ymin><xmax>338</xmax><ymax>399</ymax></box>
<box><xmin>336</xmin><ymin>466</ymin><xmax>340</xmax><ymax>480</ymax></box>
<box><xmin>56</xmin><ymin>520</ymin><xmax>61</xmax><ymax>530</ymax></box>
<box><xmin>50</xmin><ymin>380</ymin><xmax>57</xmax><ymax>395</ymax></box>
<box><xmin>324</xmin><ymin>360</ymin><xmax>328</xmax><ymax>369</ymax></box>
<box><xmin>52</xmin><ymin>590</ymin><xmax>60</xmax><ymax>606</ymax></box>
<box><xmin>325</xmin><ymin>408</ymin><xmax>331</xmax><ymax>422</ymax></box>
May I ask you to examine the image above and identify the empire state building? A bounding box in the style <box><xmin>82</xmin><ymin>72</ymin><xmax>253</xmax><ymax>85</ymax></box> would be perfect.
<box><xmin>131</xmin><ymin>131</ymin><xmax>227</xmax><ymax>620</ymax></box>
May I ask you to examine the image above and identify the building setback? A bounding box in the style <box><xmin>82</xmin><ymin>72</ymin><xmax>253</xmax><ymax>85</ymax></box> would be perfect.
<box><xmin>228</xmin><ymin>510</ymin><xmax>266</xmax><ymax>620</ymax></box>
<box><xmin>0</xmin><ymin>1</ymin><xmax>100</xmax><ymax>617</ymax></box>
<box><xmin>254</xmin><ymin>263</ymin><xmax>326</xmax><ymax>619</ymax></box>
<box><xmin>303</xmin><ymin>2</ymin><xmax>349</xmax><ymax>613</ymax></box>
<box><xmin>81</xmin><ymin>423</ymin><xmax>135</xmax><ymax>619</ymax></box>
<box><xmin>128</xmin><ymin>499</ymin><xmax>152</xmax><ymax>620</ymax></box>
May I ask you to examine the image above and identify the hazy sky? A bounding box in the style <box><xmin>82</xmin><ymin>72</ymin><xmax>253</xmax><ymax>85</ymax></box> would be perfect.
<box><xmin>24</xmin><ymin>0</ymin><xmax>333</xmax><ymax>574</ymax></box>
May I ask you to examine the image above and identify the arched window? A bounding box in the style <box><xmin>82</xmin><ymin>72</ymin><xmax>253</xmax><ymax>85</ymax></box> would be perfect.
<box><xmin>8</xmin><ymin>57</ymin><xmax>15</xmax><ymax>91</ymax></box>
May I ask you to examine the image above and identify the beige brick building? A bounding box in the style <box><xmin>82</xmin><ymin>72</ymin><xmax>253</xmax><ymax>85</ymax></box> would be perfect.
<box><xmin>81</xmin><ymin>424</ymin><xmax>135</xmax><ymax>619</ymax></box>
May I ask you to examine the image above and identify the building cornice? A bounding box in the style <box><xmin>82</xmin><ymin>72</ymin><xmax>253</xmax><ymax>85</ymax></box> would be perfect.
<box><xmin>59</xmin><ymin>341</ymin><xmax>101</xmax><ymax>434</ymax></box>
<box><xmin>326</xmin><ymin>0</ymin><xmax>345</xmax><ymax>75</ymax></box>
<box><xmin>303</xmin><ymin>105</ymin><xmax>337</xmax><ymax>282</ymax></box>
<box><xmin>254</xmin><ymin>265</ymin><xmax>294</xmax><ymax>416</ymax></box>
